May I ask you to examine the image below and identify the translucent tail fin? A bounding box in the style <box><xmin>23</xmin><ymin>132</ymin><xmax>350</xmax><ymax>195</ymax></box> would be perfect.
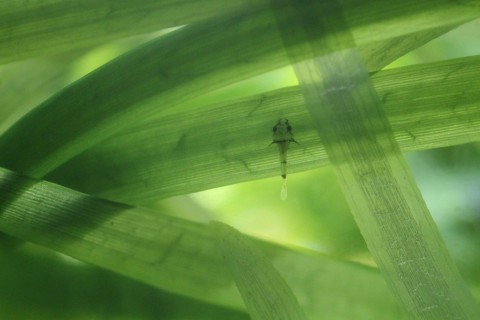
<box><xmin>281</xmin><ymin>178</ymin><xmax>288</xmax><ymax>200</ymax></box>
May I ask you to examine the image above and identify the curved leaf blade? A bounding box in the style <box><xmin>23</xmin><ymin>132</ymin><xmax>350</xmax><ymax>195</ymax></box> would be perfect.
<box><xmin>1</xmin><ymin>1</ymin><xmax>477</xmax><ymax>179</ymax></box>
<box><xmin>271</xmin><ymin>0</ymin><xmax>479</xmax><ymax>318</ymax></box>
<box><xmin>0</xmin><ymin>167</ymin><xmax>404</xmax><ymax>319</ymax></box>
<box><xmin>212</xmin><ymin>221</ymin><xmax>308</xmax><ymax>320</ymax></box>
<box><xmin>46</xmin><ymin>56</ymin><xmax>480</xmax><ymax>204</ymax></box>
<box><xmin>0</xmin><ymin>0</ymin><xmax>246</xmax><ymax>65</ymax></box>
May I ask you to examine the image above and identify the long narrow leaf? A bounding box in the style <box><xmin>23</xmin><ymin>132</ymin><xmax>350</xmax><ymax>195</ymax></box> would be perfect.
<box><xmin>0</xmin><ymin>0</ymin><xmax>246</xmax><ymax>65</ymax></box>
<box><xmin>0</xmin><ymin>167</ymin><xmax>404</xmax><ymax>319</ymax></box>
<box><xmin>271</xmin><ymin>0</ymin><xmax>479</xmax><ymax>318</ymax></box>
<box><xmin>46</xmin><ymin>56</ymin><xmax>480</xmax><ymax>204</ymax></box>
<box><xmin>1</xmin><ymin>0</ymin><xmax>477</xmax><ymax>65</ymax></box>
<box><xmin>212</xmin><ymin>221</ymin><xmax>308</xmax><ymax>320</ymax></box>
<box><xmin>0</xmin><ymin>2</ymin><xmax>477</xmax><ymax>179</ymax></box>
<box><xmin>0</xmin><ymin>6</ymin><xmax>305</xmax><ymax>178</ymax></box>
<box><xmin>0</xmin><ymin>59</ymin><xmax>68</xmax><ymax>135</ymax></box>
<box><xmin>0</xmin><ymin>243</ymin><xmax>249</xmax><ymax>320</ymax></box>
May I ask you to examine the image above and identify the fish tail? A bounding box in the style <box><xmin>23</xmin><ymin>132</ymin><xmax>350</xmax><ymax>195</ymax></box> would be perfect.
<box><xmin>281</xmin><ymin>178</ymin><xmax>287</xmax><ymax>200</ymax></box>
<box><xmin>279</xmin><ymin>144</ymin><xmax>287</xmax><ymax>179</ymax></box>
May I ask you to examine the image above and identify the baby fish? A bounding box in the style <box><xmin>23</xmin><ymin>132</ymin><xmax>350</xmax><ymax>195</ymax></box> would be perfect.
<box><xmin>271</xmin><ymin>118</ymin><xmax>296</xmax><ymax>200</ymax></box>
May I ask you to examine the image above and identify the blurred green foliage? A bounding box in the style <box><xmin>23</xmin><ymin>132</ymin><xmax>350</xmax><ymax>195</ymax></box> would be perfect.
<box><xmin>0</xmin><ymin>3</ymin><xmax>479</xmax><ymax>319</ymax></box>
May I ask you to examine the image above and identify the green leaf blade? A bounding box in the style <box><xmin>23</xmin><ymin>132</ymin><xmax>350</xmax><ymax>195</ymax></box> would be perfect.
<box><xmin>1</xmin><ymin>1</ymin><xmax>477</xmax><ymax>179</ymax></box>
<box><xmin>0</xmin><ymin>167</ymin><xmax>404</xmax><ymax>319</ymax></box>
<box><xmin>212</xmin><ymin>221</ymin><xmax>308</xmax><ymax>320</ymax></box>
<box><xmin>0</xmin><ymin>0</ymin><xmax>248</xmax><ymax>65</ymax></box>
<box><xmin>271</xmin><ymin>0</ymin><xmax>480</xmax><ymax>318</ymax></box>
<box><xmin>43</xmin><ymin>56</ymin><xmax>480</xmax><ymax>204</ymax></box>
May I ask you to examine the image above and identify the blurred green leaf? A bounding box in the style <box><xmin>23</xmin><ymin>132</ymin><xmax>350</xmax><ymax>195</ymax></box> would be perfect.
<box><xmin>0</xmin><ymin>167</ymin><xmax>404</xmax><ymax>319</ymax></box>
<box><xmin>0</xmin><ymin>58</ymin><xmax>69</xmax><ymax>135</ymax></box>
<box><xmin>0</xmin><ymin>1</ymin><xmax>477</xmax><ymax>179</ymax></box>
<box><xmin>1</xmin><ymin>1</ymin><xmax>480</xmax><ymax>319</ymax></box>
<box><xmin>0</xmin><ymin>243</ymin><xmax>249</xmax><ymax>320</ymax></box>
<box><xmin>212</xmin><ymin>221</ymin><xmax>307</xmax><ymax>320</ymax></box>
<box><xmin>46</xmin><ymin>56</ymin><xmax>480</xmax><ymax>204</ymax></box>
<box><xmin>0</xmin><ymin>0</ymin><xmax>248</xmax><ymax>65</ymax></box>
<box><xmin>2</xmin><ymin>0</ymin><xmax>477</xmax><ymax>65</ymax></box>
<box><xmin>272</xmin><ymin>0</ymin><xmax>478</xmax><ymax>318</ymax></box>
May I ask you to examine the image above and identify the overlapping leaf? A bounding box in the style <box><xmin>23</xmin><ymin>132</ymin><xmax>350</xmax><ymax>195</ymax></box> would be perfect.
<box><xmin>271</xmin><ymin>0</ymin><xmax>479</xmax><ymax>317</ymax></box>
<box><xmin>1</xmin><ymin>1</ymin><xmax>477</xmax><ymax>179</ymax></box>
<box><xmin>1</xmin><ymin>1</ymin><xmax>479</xmax><ymax>319</ymax></box>
<box><xmin>0</xmin><ymin>168</ymin><xmax>404</xmax><ymax>319</ymax></box>
<box><xmin>45</xmin><ymin>56</ymin><xmax>480</xmax><ymax>204</ymax></box>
